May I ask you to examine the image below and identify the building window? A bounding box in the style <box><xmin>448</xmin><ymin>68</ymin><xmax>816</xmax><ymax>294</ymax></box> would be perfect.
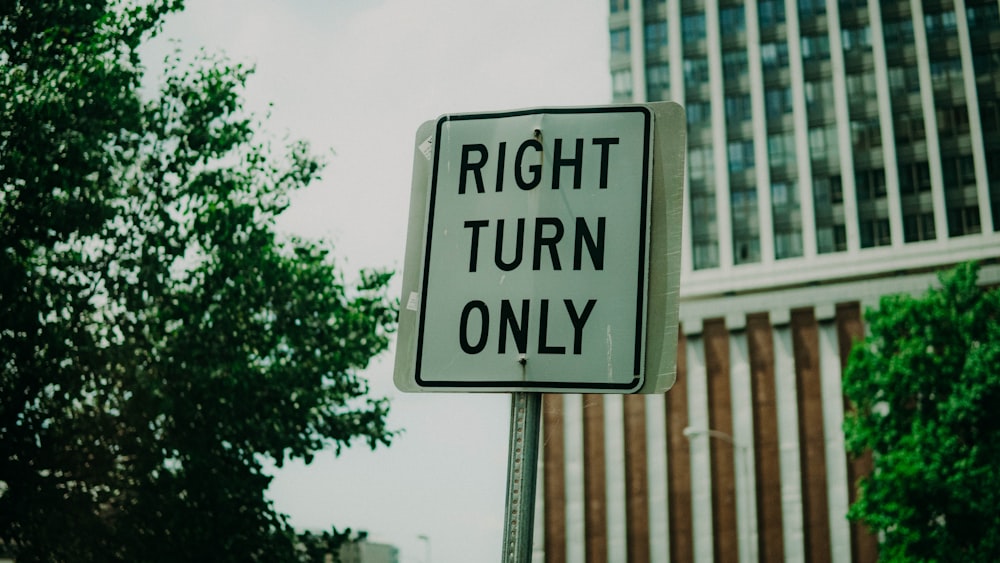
<box><xmin>733</xmin><ymin>236</ymin><xmax>760</xmax><ymax>264</ymax></box>
<box><xmin>798</xmin><ymin>0</ymin><xmax>826</xmax><ymax>19</ymax></box>
<box><xmin>771</xmin><ymin>180</ymin><xmax>798</xmax><ymax>207</ymax></box>
<box><xmin>610</xmin><ymin>0</ymin><xmax>629</xmax><ymax>13</ymax></box>
<box><xmin>771</xmin><ymin>178</ymin><xmax>802</xmax><ymax>260</ymax></box>
<box><xmin>645</xmin><ymin>21</ymin><xmax>668</xmax><ymax>54</ymax></box>
<box><xmin>850</xmin><ymin>118</ymin><xmax>882</xmax><ymax>150</ymax></box>
<box><xmin>883</xmin><ymin>18</ymin><xmax>915</xmax><ymax>48</ymax></box>
<box><xmin>690</xmin><ymin>195</ymin><xmax>718</xmax><ymax>262</ymax></box>
<box><xmin>759</xmin><ymin>0</ymin><xmax>786</xmax><ymax>29</ymax></box>
<box><xmin>930</xmin><ymin>57</ymin><xmax>964</xmax><ymax>88</ymax></box>
<box><xmin>899</xmin><ymin>161</ymin><xmax>932</xmax><ymax>195</ymax></box>
<box><xmin>973</xmin><ymin>51</ymin><xmax>1000</xmax><ymax>78</ymax></box>
<box><xmin>967</xmin><ymin>4</ymin><xmax>1000</xmax><ymax>36</ymax></box>
<box><xmin>903</xmin><ymin>212</ymin><xmax>936</xmax><ymax>242</ymax></box>
<box><xmin>805</xmin><ymin>78</ymin><xmax>834</xmax><ymax>118</ymax></box>
<box><xmin>690</xmin><ymin>142</ymin><xmax>719</xmax><ymax>272</ymax></box>
<box><xmin>772</xmin><ymin>179</ymin><xmax>805</xmax><ymax>259</ymax></box>
<box><xmin>646</xmin><ymin>63</ymin><xmax>669</xmax><ymax>100</ymax></box>
<box><xmin>989</xmin><ymin>149</ymin><xmax>1000</xmax><ymax>189</ymax></box>
<box><xmin>980</xmin><ymin>99</ymin><xmax>1000</xmax><ymax>133</ymax></box>
<box><xmin>761</xmin><ymin>41</ymin><xmax>789</xmax><ymax>69</ymax></box>
<box><xmin>808</xmin><ymin>124</ymin><xmax>839</xmax><ymax>163</ymax></box>
<box><xmin>691</xmin><ymin>192</ymin><xmax>715</xmax><ymax>216</ymax></box>
<box><xmin>925</xmin><ymin>10</ymin><xmax>958</xmax><ymax>39</ymax></box>
<box><xmin>855</xmin><ymin>168</ymin><xmax>887</xmax><ymax>201</ymax></box>
<box><xmin>860</xmin><ymin>218</ymin><xmax>892</xmax><ymax>248</ymax></box>
<box><xmin>693</xmin><ymin>241</ymin><xmax>720</xmax><ymax>270</ymax></box>
<box><xmin>723</xmin><ymin>50</ymin><xmax>749</xmax><ymax>81</ymax></box>
<box><xmin>683</xmin><ymin>57</ymin><xmax>710</xmax><ymax>86</ymax></box>
<box><xmin>838</xmin><ymin>0</ymin><xmax>866</xmax><ymax>11</ymax></box>
<box><xmin>682</xmin><ymin>13</ymin><xmax>706</xmax><ymax>43</ymax></box>
<box><xmin>686</xmin><ymin>101</ymin><xmax>711</xmax><ymax>128</ymax></box>
<box><xmin>688</xmin><ymin>145</ymin><xmax>715</xmax><ymax>183</ymax></box>
<box><xmin>731</xmin><ymin>186</ymin><xmax>761</xmax><ymax>265</ymax></box>
<box><xmin>765</xmin><ymin>86</ymin><xmax>793</xmax><ymax>120</ymax></box>
<box><xmin>815</xmin><ymin>174</ymin><xmax>846</xmax><ymax>254</ymax></box>
<box><xmin>801</xmin><ymin>33</ymin><xmax>831</xmax><ymax>61</ymax></box>
<box><xmin>814</xmin><ymin>174</ymin><xmax>844</xmax><ymax>205</ymax></box>
<box><xmin>733</xmin><ymin>237</ymin><xmax>761</xmax><ymax>264</ymax></box>
<box><xmin>941</xmin><ymin>154</ymin><xmax>977</xmax><ymax>189</ymax></box>
<box><xmin>725</xmin><ymin>94</ymin><xmax>752</xmax><ymax>124</ymax></box>
<box><xmin>937</xmin><ymin>104</ymin><xmax>970</xmax><ymax>139</ymax></box>
<box><xmin>612</xmin><ymin>68</ymin><xmax>633</xmax><ymax>98</ymax></box>
<box><xmin>888</xmin><ymin>65</ymin><xmax>921</xmax><ymax>95</ymax></box>
<box><xmin>947</xmin><ymin>205</ymin><xmax>982</xmax><ymax>237</ymax></box>
<box><xmin>846</xmin><ymin>71</ymin><xmax>876</xmax><ymax>98</ymax></box>
<box><xmin>930</xmin><ymin>57</ymin><xmax>964</xmax><ymax>91</ymax></box>
<box><xmin>842</xmin><ymin>25</ymin><xmax>872</xmax><ymax>53</ymax></box>
<box><xmin>768</xmin><ymin>132</ymin><xmax>796</xmax><ymax>168</ymax></box>
<box><xmin>775</xmin><ymin>226</ymin><xmax>802</xmax><ymax>256</ymax></box>
<box><xmin>720</xmin><ymin>6</ymin><xmax>746</xmax><ymax>34</ymax></box>
<box><xmin>610</xmin><ymin>28</ymin><xmax>631</xmax><ymax>55</ymax></box>
<box><xmin>774</xmin><ymin>231</ymin><xmax>804</xmax><ymax>259</ymax></box>
<box><xmin>728</xmin><ymin>140</ymin><xmax>755</xmax><ymax>173</ymax></box>
<box><xmin>816</xmin><ymin>225</ymin><xmax>847</xmax><ymax>253</ymax></box>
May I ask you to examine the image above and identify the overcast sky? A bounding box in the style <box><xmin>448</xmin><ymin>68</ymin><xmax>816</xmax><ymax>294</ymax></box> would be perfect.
<box><xmin>145</xmin><ymin>1</ymin><xmax>610</xmax><ymax>561</ymax></box>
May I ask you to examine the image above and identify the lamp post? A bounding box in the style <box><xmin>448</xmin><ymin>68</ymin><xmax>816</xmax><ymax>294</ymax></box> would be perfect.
<box><xmin>682</xmin><ymin>426</ymin><xmax>754</xmax><ymax>563</ymax></box>
<box><xmin>417</xmin><ymin>534</ymin><xmax>431</xmax><ymax>563</ymax></box>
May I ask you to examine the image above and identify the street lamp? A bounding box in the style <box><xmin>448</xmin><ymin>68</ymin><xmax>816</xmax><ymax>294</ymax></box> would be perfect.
<box><xmin>682</xmin><ymin>426</ymin><xmax>754</xmax><ymax>563</ymax></box>
<box><xmin>417</xmin><ymin>534</ymin><xmax>431</xmax><ymax>563</ymax></box>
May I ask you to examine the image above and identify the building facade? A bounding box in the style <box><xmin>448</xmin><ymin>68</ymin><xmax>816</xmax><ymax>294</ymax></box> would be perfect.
<box><xmin>337</xmin><ymin>538</ymin><xmax>399</xmax><ymax>563</ymax></box>
<box><xmin>534</xmin><ymin>0</ymin><xmax>1000</xmax><ymax>561</ymax></box>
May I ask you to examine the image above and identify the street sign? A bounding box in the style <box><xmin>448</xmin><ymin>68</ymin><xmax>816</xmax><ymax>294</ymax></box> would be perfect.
<box><xmin>395</xmin><ymin>102</ymin><xmax>685</xmax><ymax>393</ymax></box>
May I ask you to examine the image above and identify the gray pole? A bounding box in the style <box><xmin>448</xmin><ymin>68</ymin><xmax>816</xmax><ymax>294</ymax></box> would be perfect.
<box><xmin>417</xmin><ymin>534</ymin><xmax>431</xmax><ymax>563</ymax></box>
<box><xmin>501</xmin><ymin>392</ymin><xmax>542</xmax><ymax>562</ymax></box>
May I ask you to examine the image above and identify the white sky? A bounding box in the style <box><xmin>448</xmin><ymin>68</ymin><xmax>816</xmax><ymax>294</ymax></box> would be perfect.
<box><xmin>146</xmin><ymin>1</ymin><xmax>610</xmax><ymax>561</ymax></box>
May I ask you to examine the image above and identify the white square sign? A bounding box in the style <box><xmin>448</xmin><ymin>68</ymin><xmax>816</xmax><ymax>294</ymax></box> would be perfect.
<box><xmin>395</xmin><ymin>103</ymin><xmax>685</xmax><ymax>393</ymax></box>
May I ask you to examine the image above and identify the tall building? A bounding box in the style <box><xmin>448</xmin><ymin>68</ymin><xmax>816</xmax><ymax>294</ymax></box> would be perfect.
<box><xmin>534</xmin><ymin>1</ymin><xmax>1000</xmax><ymax>561</ymax></box>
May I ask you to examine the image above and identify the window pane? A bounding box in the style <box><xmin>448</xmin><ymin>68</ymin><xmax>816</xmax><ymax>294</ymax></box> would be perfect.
<box><xmin>725</xmin><ymin>94</ymin><xmax>752</xmax><ymax>124</ymax></box>
<box><xmin>686</xmin><ymin>101</ymin><xmax>711</xmax><ymax>128</ymax></box>
<box><xmin>646</xmin><ymin>63</ymin><xmax>669</xmax><ymax>100</ymax></box>
<box><xmin>645</xmin><ymin>21</ymin><xmax>668</xmax><ymax>54</ymax></box>
<box><xmin>684</xmin><ymin>57</ymin><xmax>709</xmax><ymax>85</ymax></box>
<box><xmin>798</xmin><ymin>0</ymin><xmax>826</xmax><ymax>18</ymax></box>
<box><xmin>842</xmin><ymin>25</ymin><xmax>872</xmax><ymax>53</ymax></box>
<box><xmin>768</xmin><ymin>133</ymin><xmax>796</xmax><ymax>168</ymax></box>
<box><xmin>728</xmin><ymin>140</ymin><xmax>755</xmax><ymax>173</ymax></box>
<box><xmin>766</xmin><ymin>87</ymin><xmax>793</xmax><ymax>120</ymax></box>
<box><xmin>611</xmin><ymin>29</ymin><xmax>630</xmax><ymax>54</ymax></box>
<box><xmin>805</xmin><ymin>78</ymin><xmax>834</xmax><ymax>117</ymax></box>
<box><xmin>759</xmin><ymin>0</ymin><xmax>787</xmax><ymax>28</ymax></box>
<box><xmin>802</xmin><ymin>34</ymin><xmax>830</xmax><ymax>61</ymax></box>
<box><xmin>762</xmin><ymin>41</ymin><xmax>790</xmax><ymax>69</ymax></box>
<box><xmin>884</xmin><ymin>18</ymin><xmax>914</xmax><ymax>47</ymax></box>
<box><xmin>610</xmin><ymin>0</ymin><xmax>630</xmax><ymax>14</ymax></box>
<box><xmin>720</xmin><ymin>6</ymin><xmax>745</xmax><ymax>33</ymax></box>
<box><xmin>723</xmin><ymin>50</ymin><xmax>749</xmax><ymax>80</ymax></box>
<box><xmin>612</xmin><ymin>69</ymin><xmax>633</xmax><ymax>97</ymax></box>
<box><xmin>683</xmin><ymin>13</ymin><xmax>706</xmax><ymax>42</ymax></box>
<box><xmin>925</xmin><ymin>10</ymin><xmax>958</xmax><ymax>39</ymax></box>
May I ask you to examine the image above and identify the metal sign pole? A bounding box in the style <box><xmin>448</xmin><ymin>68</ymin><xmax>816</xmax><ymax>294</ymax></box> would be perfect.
<box><xmin>501</xmin><ymin>392</ymin><xmax>541</xmax><ymax>562</ymax></box>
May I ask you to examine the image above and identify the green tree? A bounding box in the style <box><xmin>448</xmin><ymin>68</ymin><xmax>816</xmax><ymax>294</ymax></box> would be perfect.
<box><xmin>1</xmin><ymin>1</ymin><xmax>395</xmax><ymax>560</ymax></box>
<box><xmin>843</xmin><ymin>262</ymin><xmax>1000</xmax><ymax>562</ymax></box>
